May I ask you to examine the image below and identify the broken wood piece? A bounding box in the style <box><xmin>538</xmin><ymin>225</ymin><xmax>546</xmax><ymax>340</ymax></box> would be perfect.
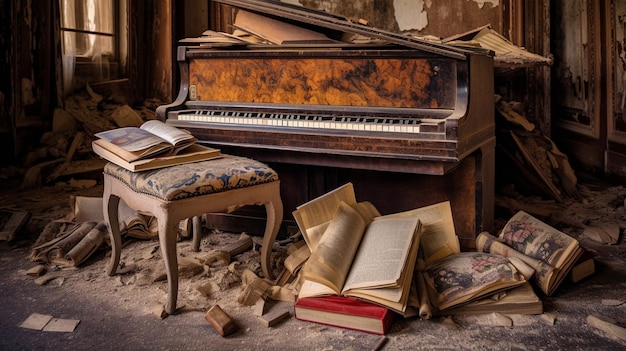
<box><xmin>258</xmin><ymin>308</ymin><xmax>290</xmax><ymax>328</ymax></box>
<box><xmin>510</xmin><ymin>131</ymin><xmax>562</xmax><ymax>202</ymax></box>
<box><xmin>34</xmin><ymin>273</ymin><xmax>62</xmax><ymax>286</ymax></box>
<box><xmin>199</xmin><ymin>250</ymin><xmax>231</xmax><ymax>266</ymax></box>
<box><xmin>496</xmin><ymin>99</ymin><xmax>535</xmax><ymax>131</ymax></box>
<box><xmin>26</xmin><ymin>265</ymin><xmax>47</xmax><ymax>277</ymax></box>
<box><xmin>205</xmin><ymin>305</ymin><xmax>238</xmax><ymax>336</ymax></box>
<box><xmin>238</xmin><ymin>269</ymin><xmax>273</xmax><ymax>305</ymax></box>
<box><xmin>150</xmin><ymin>303</ymin><xmax>168</xmax><ymax>319</ymax></box>
<box><xmin>222</xmin><ymin>233</ymin><xmax>253</xmax><ymax>257</ymax></box>
<box><xmin>253</xmin><ymin>298</ymin><xmax>267</xmax><ymax>317</ymax></box>
<box><xmin>0</xmin><ymin>209</ymin><xmax>31</xmax><ymax>241</ymax></box>
<box><xmin>64</xmin><ymin>131</ymin><xmax>84</xmax><ymax>163</ymax></box>
<box><xmin>587</xmin><ymin>314</ymin><xmax>626</xmax><ymax>342</ymax></box>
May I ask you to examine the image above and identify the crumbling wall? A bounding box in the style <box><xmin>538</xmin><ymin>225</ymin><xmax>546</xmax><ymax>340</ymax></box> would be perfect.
<box><xmin>292</xmin><ymin>0</ymin><xmax>502</xmax><ymax>38</ymax></box>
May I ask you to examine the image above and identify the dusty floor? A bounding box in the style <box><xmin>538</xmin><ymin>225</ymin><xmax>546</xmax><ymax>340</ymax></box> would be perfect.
<box><xmin>1</xmin><ymin>173</ymin><xmax>626</xmax><ymax>351</ymax></box>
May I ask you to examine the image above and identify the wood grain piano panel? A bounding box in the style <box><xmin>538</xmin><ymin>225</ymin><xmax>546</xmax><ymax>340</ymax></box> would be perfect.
<box><xmin>189</xmin><ymin>56</ymin><xmax>457</xmax><ymax>109</ymax></box>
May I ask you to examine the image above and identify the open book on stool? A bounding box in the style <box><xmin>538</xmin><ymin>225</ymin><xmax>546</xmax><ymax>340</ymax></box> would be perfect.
<box><xmin>92</xmin><ymin>120</ymin><xmax>221</xmax><ymax>171</ymax></box>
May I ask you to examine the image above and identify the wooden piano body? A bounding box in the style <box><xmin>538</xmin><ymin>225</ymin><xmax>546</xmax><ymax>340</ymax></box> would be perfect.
<box><xmin>157</xmin><ymin>0</ymin><xmax>495</xmax><ymax>249</ymax></box>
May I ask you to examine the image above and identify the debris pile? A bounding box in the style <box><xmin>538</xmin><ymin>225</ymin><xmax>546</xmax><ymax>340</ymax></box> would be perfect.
<box><xmin>19</xmin><ymin>85</ymin><xmax>162</xmax><ymax>189</ymax></box>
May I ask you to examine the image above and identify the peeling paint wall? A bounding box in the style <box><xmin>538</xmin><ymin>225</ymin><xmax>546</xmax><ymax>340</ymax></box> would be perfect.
<box><xmin>294</xmin><ymin>0</ymin><xmax>501</xmax><ymax>38</ymax></box>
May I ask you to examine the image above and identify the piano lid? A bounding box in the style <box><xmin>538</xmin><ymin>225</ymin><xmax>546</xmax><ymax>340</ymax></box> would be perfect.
<box><xmin>213</xmin><ymin>0</ymin><xmax>483</xmax><ymax>60</ymax></box>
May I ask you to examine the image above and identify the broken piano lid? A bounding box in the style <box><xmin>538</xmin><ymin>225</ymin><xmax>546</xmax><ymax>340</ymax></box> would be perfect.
<box><xmin>213</xmin><ymin>0</ymin><xmax>488</xmax><ymax>60</ymax></box>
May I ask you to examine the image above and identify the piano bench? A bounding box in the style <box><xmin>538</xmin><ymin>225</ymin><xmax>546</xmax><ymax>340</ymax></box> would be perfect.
<box><xmin>101</xmin><ymin>154</ymin><xmax>283</xmax><ymax>315</ymax></box>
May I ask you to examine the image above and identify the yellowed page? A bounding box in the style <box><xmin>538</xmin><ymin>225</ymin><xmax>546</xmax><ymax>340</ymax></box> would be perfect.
<box><xmin>476</xmin><ymin>231</ymin><xmax>553</xmax><ymax>283</ymax></box>
<box><xmin>344</xmin><ymin>220</ymin><xmax>422</xmax><ymax>314</ymax></box>
<box><xmin>342</xmin><ymin>216</ymin><xmax>420</xmax><ymax>290</ymax></box>
<box><xmin>498</xmin><ymin>211</ymin><xmax>579</xmax><ymax>269</ymax></box>
<box><xmin>384</xmin><ymin>201</ymin><xmax>458</xmax><ymax>265</ymax></box>
<box><xmin>297</xmin><ymin>279</ymin><xmax>338</xmax><ymax>298</ymax></box>
<box><xmin>300</xmin><ymin>201</ymin><xmax>367</xmax><ymax>294</ymax></box>
<box><xmin>292</xmin><ymin>183</ymin><xmax>357</xmax><ymax>245</ymax></box>
<box><xmin>140</xmin><ymin>120</ymin><xmax>196</xmax><ymax>147</ymax></box>
<box><xmin>497</xmin><ymin>211</ymin><xmax>582</xmax><ymax>295</ymax></box>
<box><xmin>423</xmin><ymin>252</ymin><xmax>526</xmax><ymax>310</ymax></box>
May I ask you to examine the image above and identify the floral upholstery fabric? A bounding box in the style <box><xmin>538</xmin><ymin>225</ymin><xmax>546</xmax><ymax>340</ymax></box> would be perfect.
<box><xmin>103</xmin><ymin>154</ymin><xmax>279</xmax><ymax>201</ymax></box>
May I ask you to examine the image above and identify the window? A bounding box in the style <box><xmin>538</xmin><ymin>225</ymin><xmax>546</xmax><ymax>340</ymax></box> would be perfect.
<box><xmin>60</xmin><ymin>0</ymin><xmax>115</xmax><ymax>59</ymax></box>
<box><xmin>59</xmin><ymin>0</ymin><xmax>127</xmax><ymax>94</ymax></box>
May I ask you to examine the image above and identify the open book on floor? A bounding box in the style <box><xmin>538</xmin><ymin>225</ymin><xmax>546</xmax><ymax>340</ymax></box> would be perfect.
<box><xmin>475</xmin><ymin>211</ymin><xmax>584</xmax><ymax>296</ymax></box>
<box><xmin>93</xmin><ymin>120</ymin><xmax>198</xmax><ymax>163</ymax></box>
<box><xmin>412</xmin><ymin>202</ymin><xmax>530</xmax><ymax>318</ymax></box>
<box><xmin>293</xmin><ymin>183</ymin><xmax>422</xmax><ymax>316</ymax></box>
<box><xmin>433</xmin><ymin>281</ymin><xmax>542</xmax><ymax>316</ymax></box>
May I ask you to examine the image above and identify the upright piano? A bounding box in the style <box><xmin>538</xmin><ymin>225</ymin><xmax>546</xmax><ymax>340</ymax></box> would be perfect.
<box><xmin>157</xmin><ymin>0</ymin><xmax>495</xmax><ymax>249</ymax></box>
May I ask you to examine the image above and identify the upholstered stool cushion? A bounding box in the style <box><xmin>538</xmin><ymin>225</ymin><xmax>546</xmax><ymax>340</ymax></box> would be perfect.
<box><xmin>103</xmin><ymin>154</ymin><xmax>279</xmax><ymax>201</ymax></box>
<box><xmin>103</xmin><ymin>154</ymin><xmax>283</xmax><ymax>316</ymax></box>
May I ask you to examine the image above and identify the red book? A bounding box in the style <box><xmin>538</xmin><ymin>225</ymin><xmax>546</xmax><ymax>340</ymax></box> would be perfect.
<box><xmin>294</xmin><ymin>296</ymin><xmax>395</xmax><ymax>335</ymax></box>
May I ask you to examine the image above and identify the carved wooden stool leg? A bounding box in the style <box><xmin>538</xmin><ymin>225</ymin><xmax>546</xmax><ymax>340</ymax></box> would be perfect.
<box><xmin>158</xmin><ymin>215</ymin><xmax>180</xmax><ymax>314</ymax></box>
<box><xmin>104</xmin><ymin>192</ymin><xmax>122</xmax><ymax>276</ymax></box>
<box><xmin>260</xmin><ymin>186</ymin><xmax>284</xmax><ymax>280</ymax></box>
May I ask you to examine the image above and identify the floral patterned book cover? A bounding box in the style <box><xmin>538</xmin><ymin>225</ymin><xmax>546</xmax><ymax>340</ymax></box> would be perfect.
<box><xmin>497</xmin><ymin>211</ymin><xmax>583</xmax><ymax>295</ymax></box>
<box><xmin>422</xmin><ymin>252</ymin><xmax>526</xmax><ymax>310</ymax></box>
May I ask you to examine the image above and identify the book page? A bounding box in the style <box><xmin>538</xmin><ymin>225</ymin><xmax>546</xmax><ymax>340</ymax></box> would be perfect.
<box><xmin>301</xmin><ymin>201</ymin><xmax>367</xmax><ymax>294</ymax></box>
<box><xmin>140</xmin><ymin>120</ymin><xmax>196</xmax><ymax>148</ymax></box>
<box><xmin>345</xmin><ymin>221</ymin><xmax>421</xmax><ymax>314</ymax></box>
<box><xmin>384</xmin><ymin>201</ymin><xmax>458</xmax><ymax>265</ymax></box>
<box><xmin>423</xmin><ymin>252</ymin><xmax>526</xmax><ymax>310</ymax></box>
<box><xmin>297</xmin><ymin>279</ymin><xmax>338</xmax><ymax>299</ymax></box>
<box><xmin>498</xmin><ymin>211</ymin><xmax>579</xmax><ymax>269</ymax></box>
<box><xmin>342</xmin><ymin>216</ymin><xmax>419</xmax><ymax>291</ymax></box>
<box><xmin>293</xmin><ymin>183</ymin><xmax>357</xmax><ymax>247</ymax></box>
<box><xmin>95</xmin><ymin>127</ymin><xmax>167</xmax><ymax>152</ymax></box>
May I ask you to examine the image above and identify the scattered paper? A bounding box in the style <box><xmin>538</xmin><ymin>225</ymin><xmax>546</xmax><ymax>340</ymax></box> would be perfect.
<box><xmin>20</xmin><ymin>313</ymin><xmax>80</xmax><ymax>332</ymax></box>
<box><xmin>20</xmin><ymin>313</ymin><xmax>53</xmax><ymax>330</ymax></box>
<box><xmin>42</xmin><ymin>318</ymin><xmax>80</xmax><ymax>332</ymax></box>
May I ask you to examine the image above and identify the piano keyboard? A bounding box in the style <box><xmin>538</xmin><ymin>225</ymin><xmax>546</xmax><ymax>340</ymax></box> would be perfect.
<box><xmin>176</xmin><ymin>110</ymin><xmax>424</xmax><ymax>133</ymax></box>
